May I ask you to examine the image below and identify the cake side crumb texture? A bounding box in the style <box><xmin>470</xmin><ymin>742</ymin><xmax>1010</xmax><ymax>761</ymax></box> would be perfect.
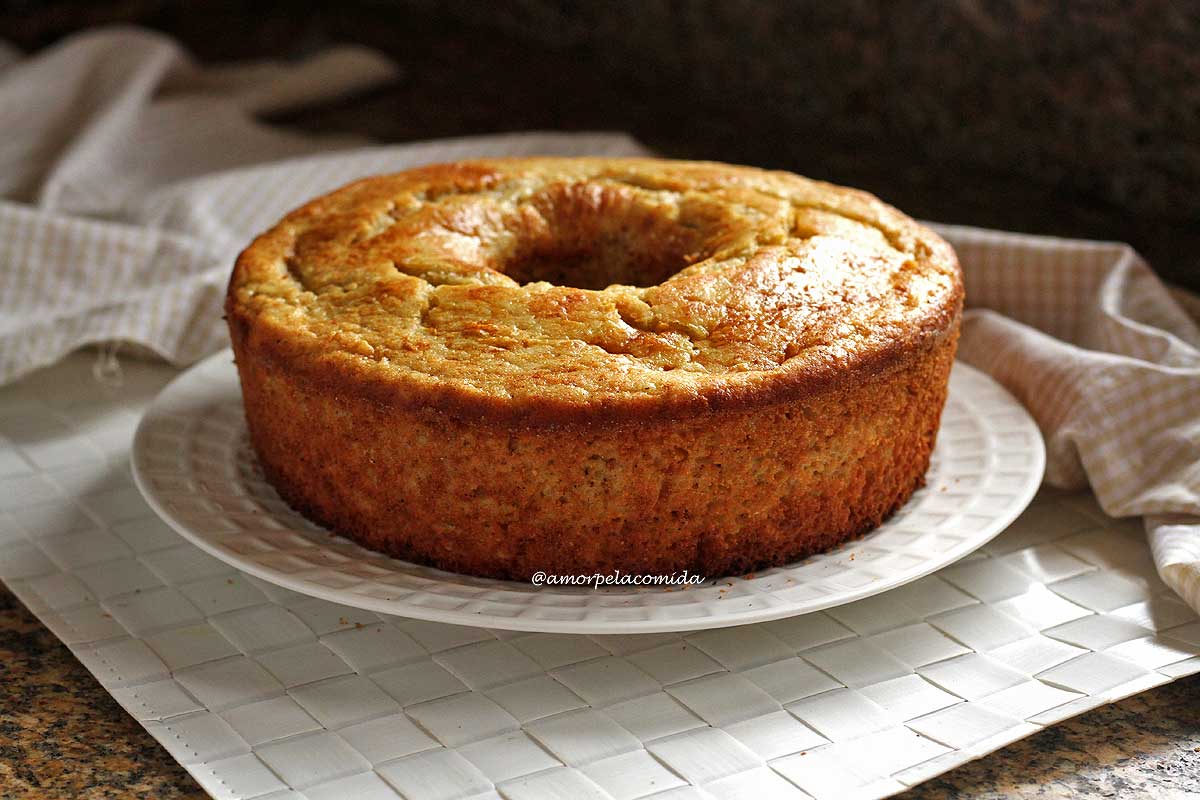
<box><xmin>226</xmin><ymin>157</ymin><xmax>964</xmax><ymax>579</ymax></box>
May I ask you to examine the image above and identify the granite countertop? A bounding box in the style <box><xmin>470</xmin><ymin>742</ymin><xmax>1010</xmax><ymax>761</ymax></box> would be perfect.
<box><xmin>2</xmin><ymin>582</ymin><xmax>1199</xmax><ymax>799</ymax></box>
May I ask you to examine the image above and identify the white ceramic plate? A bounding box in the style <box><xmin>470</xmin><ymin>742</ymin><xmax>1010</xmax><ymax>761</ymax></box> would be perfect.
<box><xmin>132</xmin><ymin>349</ymin><xmax>1044</xmax><ymax>633</ymax></box>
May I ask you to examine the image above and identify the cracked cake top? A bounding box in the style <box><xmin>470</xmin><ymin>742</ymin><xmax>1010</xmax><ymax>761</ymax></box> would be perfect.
<box><xmin>226</xmin><ymin>157</ymin><xmax>962</xmax><ymax>421</ymax></box>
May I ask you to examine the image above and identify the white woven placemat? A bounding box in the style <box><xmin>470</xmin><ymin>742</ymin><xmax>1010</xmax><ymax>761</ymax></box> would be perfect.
<box><xmin>2</xmin><ymin>353</ymin><xmax>1198</xmax><ymax>800</ymax></box>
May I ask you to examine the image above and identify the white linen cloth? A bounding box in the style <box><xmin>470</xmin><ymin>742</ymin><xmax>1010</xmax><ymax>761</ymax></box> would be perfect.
<box><xmin>2</xmin><ymin>29</ymin><xmax>1198</xmax><ymax>613</ymax></box>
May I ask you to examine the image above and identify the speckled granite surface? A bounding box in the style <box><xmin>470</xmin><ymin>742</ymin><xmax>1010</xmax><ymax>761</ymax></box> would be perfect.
<box><xmin>0</xmin><ymin>586</ymin><xmax>205</xmax><ymax>799</ymax></box>
<box><xmin>902</xmin><ymin>681</ymin><xmax>1200</xmax><ymax>799</ymax></box>
<box><xmin>1</xmin><ymin>581</ymin><xmax>1197</xmax><ymax>798</ymax></box>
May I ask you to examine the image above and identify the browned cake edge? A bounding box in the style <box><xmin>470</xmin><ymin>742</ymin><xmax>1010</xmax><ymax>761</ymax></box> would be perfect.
<box><xmin>228</xmin><ymin>316</ymin><xmax>959</xmax><ymax>581</ymax></box>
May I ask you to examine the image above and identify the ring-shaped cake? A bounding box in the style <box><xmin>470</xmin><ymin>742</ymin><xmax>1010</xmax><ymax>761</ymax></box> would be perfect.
<box><xmin>226</xmin><ymin>157</ymin><xmax>963</xmax><ymax>580</ymax></box>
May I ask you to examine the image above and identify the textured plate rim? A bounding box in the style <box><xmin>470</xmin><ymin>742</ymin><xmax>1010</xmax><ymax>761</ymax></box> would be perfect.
<box><xmin>132</xmin><ymin>349</ymin><xmax>1046</xmax><ymax>634</ymax></box>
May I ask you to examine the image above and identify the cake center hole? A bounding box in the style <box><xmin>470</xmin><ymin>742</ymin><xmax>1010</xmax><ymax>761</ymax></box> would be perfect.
<box><xmin>498</xmin><ymin>182</ymin><xmax>709</xmax><ymax>290</ymax></box>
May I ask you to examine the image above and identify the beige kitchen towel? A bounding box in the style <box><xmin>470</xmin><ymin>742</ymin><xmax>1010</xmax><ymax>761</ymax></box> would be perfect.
<box><xmin>936</xmin><ymin>225</ymin><xmax>1200</xmax><ymax>614</ymax></box>
<box><xmin>0</xmin><ymin>27</ymin><xmax>646</xmax><ymax>383</ymax></box>
<box><xmin>2</xmin><ymin>30</ymin><xmax>1198</xmax><ymax>614</ymax></box>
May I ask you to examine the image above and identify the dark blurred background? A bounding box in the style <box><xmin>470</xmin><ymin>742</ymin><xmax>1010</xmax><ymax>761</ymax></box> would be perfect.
<box><xmin>4</xmin><ymin>0</ymin><xmax>1198</xmax><ymax>289</ymax></box>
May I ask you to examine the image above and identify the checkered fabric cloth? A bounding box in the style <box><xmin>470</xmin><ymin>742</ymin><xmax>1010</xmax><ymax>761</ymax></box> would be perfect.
<box><xmin>2</xmin><ymin>30</ymin><xmax>1198</xmax><ymax>613</ymax></box>
<box><xmin>939</xmin><ymin>226</ymin><xmax>1200</xmax><ymax>617</ymax></box>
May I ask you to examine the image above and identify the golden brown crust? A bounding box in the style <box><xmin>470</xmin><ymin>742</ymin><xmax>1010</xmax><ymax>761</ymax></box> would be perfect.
<box><xmin>227</xmin><ymin>157</ymin><xmax>961</xmax><ymax>425</ymax></box>
<box><xmin>226</xmin><ymin>157</ymin><xmax>964</xmax><ymax>579</ymax></box>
